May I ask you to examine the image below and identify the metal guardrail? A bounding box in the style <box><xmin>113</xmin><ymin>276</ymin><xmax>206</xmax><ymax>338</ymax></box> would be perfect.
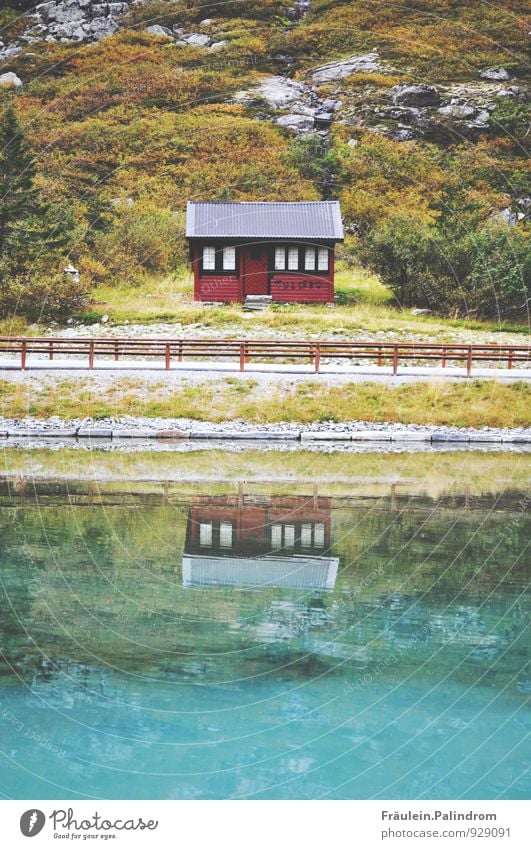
<box><xmin>0</xmin><ymin>336</ymin><xmax>529</xmax><ymax>376</ymax></box>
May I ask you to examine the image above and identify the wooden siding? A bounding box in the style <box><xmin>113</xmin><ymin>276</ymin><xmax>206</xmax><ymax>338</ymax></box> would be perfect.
<box><xmin>270</xmin><ymin>276</ymin><xmax>334</xmax><ymax>303</ymax></box>
<box><xmin>192</xmin><ymin>242</ymin><xmax>335</xmax><ymax>303</ymax></box>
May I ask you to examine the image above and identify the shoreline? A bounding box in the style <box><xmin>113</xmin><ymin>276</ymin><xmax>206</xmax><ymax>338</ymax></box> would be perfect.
<box><xmin>1</xmin><ymin>416</ymin><xmax>530</xmax><ymax>444</ymax></box>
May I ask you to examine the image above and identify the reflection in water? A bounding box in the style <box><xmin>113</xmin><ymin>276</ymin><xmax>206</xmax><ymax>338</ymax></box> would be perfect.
<box><xmin>183</xmin><ymin>494</ymin><xmax>338</xmax><ymax>589</ymax></box>
<box><xmin>0</xmin><ymin>461</ymin><xmax>529</xmax><ymax>801</ymax></box>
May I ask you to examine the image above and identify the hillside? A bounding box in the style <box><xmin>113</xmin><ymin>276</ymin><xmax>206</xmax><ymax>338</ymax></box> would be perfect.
<box><xmin>0</xmin><ymin>0</ymin><xmax>529</xmax><ymax>321</ymax></box>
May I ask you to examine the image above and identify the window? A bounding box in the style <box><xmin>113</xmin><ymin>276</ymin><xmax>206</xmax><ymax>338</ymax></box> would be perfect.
<box><xmin>201</xmin><ymin>244</ymin><xmax>237</xmax><ymax>273</ymax></box>
<box><xmin>223</xmin><ymin>246</ymin><xmax>236</xmax><ymax>271</ymax></box>
<box><xmin>305</xmin><ymin>248</ymin><xmax>316</xmax><ymax>271</ymax></box>
<box><xmin>314</xmin><ymin>523</ymin><xmax>325</xmax><ymax>548</ymax></box>
<box><xmin>274</xmin><ymin>247</ymin><xmax>286</xmax><ymax>270</ymax></box>
<box><xmin>271</xmin><ymin>524</ymin><xmax>283</xmax><ymax>549</ymax></box>
<box><xmin>301</xmin><ymin>524</ymin><xmax>313</xmax><ymax>548</ymax></box>
<box><xmin>199</xmin><ymin>522</ymin><xmax>213</xmax><ymax>547</ymax></box>
<box><xmin>202</xmin><ymin>245</ymin><xmax>216</xmax><ymax>271</ymax></box>
<box><xmin>219</xmin><ymin>521</ymin><xmax>233</xmax><ymax>548</ymax></box>
<box><xmin>318</xmin><ymin>248</ymin><xmax>329</xmax><ymax>271</ymax></box>
<box><xmin>288</xmin><ymin>247</ymin><xmax>299</xmax><ymax>270</ymax></box>
<box><xmin>284</xmin><ymin>525</ymin><xmax>295</xmax><ymax>548</ymax></box>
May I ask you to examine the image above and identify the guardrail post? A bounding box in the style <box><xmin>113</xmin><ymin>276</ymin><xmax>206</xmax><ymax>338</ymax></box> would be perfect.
<box><xmin>178</xmin><ymin>341</ymin><xmax>183</xmax><ymax>363</ymax></box>
<box><xmin>114</xmin><ymin>342</ymin><xmax>119</xmax><ymax>362</ymax></box>
<box><xmin>88</xmin><ymin>341</ymin><xmax>94</xmax><ymax>370</ymax></box>
<box><xmin>392</xmin><ymin>345</ymin><xmax>399</xmax><ymax>376</ymax></box>
<box><xmin>315</xmin><ymin>344</ymin><xmax>321</xmax><ymax>374</ymax></box>
<box><xmin>377</xmin><ymin>347</ymin><xmax>383</xmax><ymax>367</ymax></box>
<box><xmin>507</xmin><ymin>349</ymin><xmax>513</xmax><ymax>370</ymax></box>
<box><xmin>21</xmin><ymin>340</ymin><xmax>26</xmax><ymax>370</ymax></box>
<box><xmin>239</xmin><ymin>343</ymin><xmax>245</xmax><ymax>372</ymax></box>
<box><xmin>441</xmin><ymin>347</ymin><xmax>446</xmax><ymax>368</ymax></box>
<box><xmin>49</xmin><ymin>341</ymin><xmax>54</xmax><ymax>361</ymax></box>
<box><xmin>165</xmin><ymin>343</ymin><xmax>171</xmax><ymax>371</ymax></box>
<box><xmin>467</xmin><ymin>346</ymin><xmax>472</xmax><ymax>378</ymax></box>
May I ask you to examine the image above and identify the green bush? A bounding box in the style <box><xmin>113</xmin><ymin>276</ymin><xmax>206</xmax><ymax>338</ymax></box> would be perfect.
<box><xmin>360</xmin><ymin>215</ymin><xmax>530</xmax><ymax>318</ymax></box>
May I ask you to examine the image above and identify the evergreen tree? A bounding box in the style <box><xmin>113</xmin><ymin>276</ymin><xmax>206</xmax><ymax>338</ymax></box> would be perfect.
<box><xmin>0</xmin><ymin>104</ymin><xmax>84</xmax><ymax>321</ymax></box>
<box><xmin>0</xmin><ymin>103</ymin><xmax>72</xmax><ymax>276</ymax></box>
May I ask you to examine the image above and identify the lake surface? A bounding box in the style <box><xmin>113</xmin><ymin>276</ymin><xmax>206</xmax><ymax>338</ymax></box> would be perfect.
<box><xmin>0</xmin><ymin>448</ymin><xmax>529</xmax><ymax>799</ymax></box>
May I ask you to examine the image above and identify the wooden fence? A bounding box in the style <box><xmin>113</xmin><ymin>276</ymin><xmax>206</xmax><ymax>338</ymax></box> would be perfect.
<box><xmin>0</xmin><ymin>336</ymin><xmax>529</xmax><ymax>376</ymax></box>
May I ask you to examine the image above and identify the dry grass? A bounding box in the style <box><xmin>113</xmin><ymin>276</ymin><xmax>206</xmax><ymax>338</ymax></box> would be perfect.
<box><xmin>81</xmin><ymin>268</ymin><xmax>528</xmax><ymax>339</ymax></box>
<box><xmin>1</xmin><ymin>377</ymin><xmax>529</xmax><ymax>428</ymax></box>
<box><xmin>1</xmin><ymin>448</ymin><xmax>528</xmax><ymax>496</ymax></box>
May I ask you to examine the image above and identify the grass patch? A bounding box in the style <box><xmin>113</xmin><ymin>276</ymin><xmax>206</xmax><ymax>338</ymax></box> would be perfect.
<box><xmin>1</xmin><ymin>377</ymin><xmax>529</xmax><ymax>429</ymax></box>
<box><xmin>77</xmin><ymin>268</ymin><xmax>529</xmax><ymax>339</ymax></box>
<box><xmin>1</xmin><ymin>447</ymin><xmax>528</xmax><ymax>496</ymax></box>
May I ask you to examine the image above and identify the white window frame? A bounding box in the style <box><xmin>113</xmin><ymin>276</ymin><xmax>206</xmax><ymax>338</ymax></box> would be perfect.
<box><xmin>300</xmin><ymin>524</ymin><xmax>313</xmax><ymax>548</ymax></box>
<box><xmin>271</xmin><ymin>524</ymin><xmax>283</xmax><ymax>549</ymax></box>
<box><xmin>317</xmin><ymin>247</ymin><xmax>329</xmax><ymax>271</ymax></box>
<box><xmin>274</xmin><ymin>247</ymin><xmax>286</xmax><ymax>271</ymax></box>
<box><xmin>284</xmin><ymin>525</ymin><xmax>295</xmax><ymax>548</ymax></box>
<box><xmin>288</xmin><ymin>247</ymin><xmax>299</xmax><ymax>271</ymax></box>
<box><xmin>199</xmin><ymin>522</ymin><xmax>213</xmax><ymax>547</ymax></box>
<box><xmin>219</xmin><ymin>521</ymin><xmax>233</xmax><ymax>548</ymax></box>
<box><xmin>222</xmin><ymin>246</ymin><xmax>236</xmax><ymax>271</ymax></box>
<box><xmin>314</xmin><ymin>523</ymin><xmax>325</xmax><ymax>548</ymax></box>
<box><xmin>304</xmin><ymin>248</ymin><xmax>316</xmax><ymax>271</ymax></box>
<box><xmin>202</xmin><ymin>245</ymin><xmax>216</xmax><ymax>271</ymax></box>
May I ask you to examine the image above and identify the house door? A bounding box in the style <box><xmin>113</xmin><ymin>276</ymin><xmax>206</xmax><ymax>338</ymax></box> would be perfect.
<box><xmin>244</xmin><ymin>246</ymin><xmax>269</xmax><ymax>296</ymax></box>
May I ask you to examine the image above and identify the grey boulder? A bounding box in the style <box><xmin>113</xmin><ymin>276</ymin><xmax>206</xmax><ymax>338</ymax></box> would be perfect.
<box><xmin>0</xmin><ymin>72</ymin><xmax>23</xmax><ymax>88</ymax></box>
<box><xmin>480</xmin><ymin>67</ymin><xmax>510</xmax><ymax>81</ymax></box>
<box><xmin>391</xmin><ymin>84</ymin><xmax>440</xmax><ymax>107</ymax></box>
<box><xmin>310</xmin><ymin>52</ymin><xmax>381</xmax><ymax>84</ymax></box>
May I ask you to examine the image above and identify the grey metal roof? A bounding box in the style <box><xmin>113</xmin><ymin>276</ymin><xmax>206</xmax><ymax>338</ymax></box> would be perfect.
<box><xmin>186</xmin><ymin>201</ymin><xmax>344</xmax><ymax>240</ymax></box>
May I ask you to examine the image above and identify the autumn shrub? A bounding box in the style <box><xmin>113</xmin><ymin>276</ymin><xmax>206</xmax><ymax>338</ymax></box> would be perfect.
<box><xmin>94</xmin><ymin>203</ymin><xmax>186</xmax><ymax>280</ymax></box>
<box><xmin>0</xmin><ymin>6</ymin><xmax>28</xmax><ymax>42</ymax></box>
<box><xmin>122</xmin><ymin>1</ymin><xmax>198</xmax><ymax>29</ymax></box>
<box><xmin>0</xmin><ymin>270</ymin><xmax>89</xmax><ymax>322</ymax></box>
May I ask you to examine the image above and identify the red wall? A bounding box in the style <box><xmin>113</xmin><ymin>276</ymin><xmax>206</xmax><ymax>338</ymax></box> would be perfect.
<box><xmin>192</xmin><ymin>243</ymin><xmax>335</xmax><ymax>303</ymax></box>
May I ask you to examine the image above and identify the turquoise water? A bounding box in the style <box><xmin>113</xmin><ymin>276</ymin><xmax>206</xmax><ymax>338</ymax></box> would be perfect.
<box><xmin>0</xmin><ymin>452</ymin><xmax>529</xmax><ymax>799</ymax></box>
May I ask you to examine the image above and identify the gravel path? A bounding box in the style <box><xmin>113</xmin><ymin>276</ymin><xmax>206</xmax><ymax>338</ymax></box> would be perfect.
<box><xmin>1</xmin><ymin>358</ymin><xmax>529</xmax><ymax>385</ymax></box>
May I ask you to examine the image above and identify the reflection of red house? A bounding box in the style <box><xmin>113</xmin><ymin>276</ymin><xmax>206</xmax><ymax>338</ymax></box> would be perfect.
<box><xmin>183</xmin><ymin>494</ymin><xmax>338</xmax><ymax>590</ymax></box>
<box><xmin>186</xmin><ymin>201</ymin><xmax>344</xmax><ymax>304</ymax></box>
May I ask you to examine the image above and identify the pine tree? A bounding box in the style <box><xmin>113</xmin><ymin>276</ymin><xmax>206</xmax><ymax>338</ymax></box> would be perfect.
<box><xmin>0</xmin><ymin>104</ymin><xmax>38</xmax><ymax>259</ymax></box>
<box><xmin>0</xmin><ymin>103</ymin><xmax>72</xmax><ymax>275</ymax></box>
<box><xmin>0</xmin><ymin>104</ymin><xmax>83</xmax><ymax>321</ymax></box>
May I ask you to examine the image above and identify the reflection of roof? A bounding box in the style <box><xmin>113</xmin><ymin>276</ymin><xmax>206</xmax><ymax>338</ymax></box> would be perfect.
<box><xmin>182</xmin><ymin>554</ymin><xmax>339</xmax><ymax>590</ymax></box>
<box><xmin>186</xmin><ymin>201</ymin><xmax>344</xmax><ymax>240</ymax></box>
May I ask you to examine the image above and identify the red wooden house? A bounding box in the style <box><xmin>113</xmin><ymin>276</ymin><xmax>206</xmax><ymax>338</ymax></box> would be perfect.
<box><xmin>182</xmin><ymin>493</ymin><xmax>338</xmax><ymax>589</ymax></box>
<box><xmin>186</xmin><ymin>201</ymin><xmax>344</xmax><ymax>304</ymax></box>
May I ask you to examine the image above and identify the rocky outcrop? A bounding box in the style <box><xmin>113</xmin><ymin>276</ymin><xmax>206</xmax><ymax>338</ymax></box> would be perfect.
<box><xmin>0</xmin><ymin>1</ymin><xmax>228</xmax><ymax>57</ymax></box>
<box><xmin>32</xmin><ymin>1</ymin><xmax>127</xmax><ymax>42</ymax></box>
<box><xmin>0</xmin><ymin>71</ymin><xmax>23</xmax><ymax>87</ymax></box>
<box><xmin>234</xmin><ymin>75</ymin><xmax>325</xmax><ymax>135</ymax></box>
<box><xmin>480</xmin><ymin>67</ymin><xmax>510</xmax><ymax>81</ymax></box>
<box><xmin>310</xmin><ymin>51</ymin><xmax>381</xmax><ymax>84</ymax></box>
<box><xmin>391</xmin><ymin>84</ymin><xmax>440</xmax><ymax>107</ymax></box>
<box><xmin>0</xmin><ymin>0</ymin><xmax>130</xmax><ymax>50</ymax></box>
